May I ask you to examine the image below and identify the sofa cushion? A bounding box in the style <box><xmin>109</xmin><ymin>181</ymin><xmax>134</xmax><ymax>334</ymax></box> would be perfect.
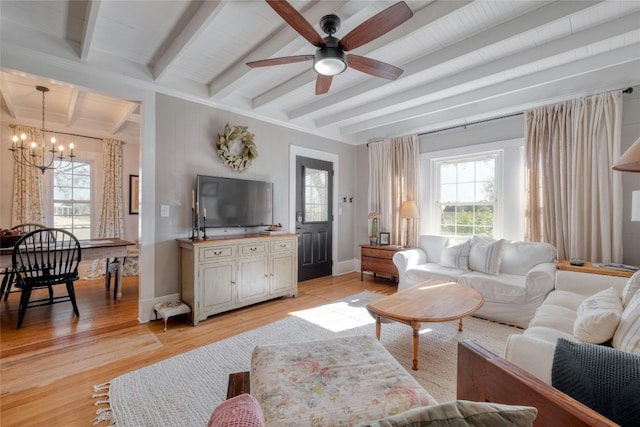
<box><xmin>418</xmin><ymin>235</ymin><xmax>449</xmax><ymax>264</ymax></box>
<box><xmin>406</xmin><ymin>263</ymin><xmax>465</xmax><ymax>283</ymax></box>
<box><xmin>355</xmin><ymin>400</ymin><xmax>537</xmax><ymax>427</ymax></box>
<box><xmin>458</xmin><ymin>272</ymin><xmax>526</xmax><ymax>304</ymax></box>
<box><xmin>540</xmin><ymin>290</ymin><xmax>585</xmax><ymax>311</ymax></box>
<box><xmin>612</xmin><ymin>291</ymin><xmax>640</xmax><ymax>354</ymax></box>
<box><xmin>468</xmin><ymin>236</ymin><xmax>504</xmax><ymax>275</ymax></box>
<box><xmin>440</xmin><ymin>240</ymin><xmax>471</xmax><ymax>271</ymax></box>
<box><xmin>573</xmin><ymin>287</ymin><xmax>623</xmax><ymax>344</ymax></box>
<box><xmin>500</xmin><ymin>241</ymin><xmax>557</xmax><ymax>276</ymax></box>
<box><xmin>622</xmin><ymin>270</ymin><xmax>640</xmax><ymax>308</ymax></box>
<box><xmin>552</xmin><ymin>338</ymin><xmax>640</xmax><ymax>426</ymax></box>
<box><xmin>528</xmin><ymin>304</ymin><xmax>577</xmax><ymax>335</ymax></box>
<box><xmin>208</xmin><ymin>394</ymin><xmax>265</xmax><ymax>427</ymax></box>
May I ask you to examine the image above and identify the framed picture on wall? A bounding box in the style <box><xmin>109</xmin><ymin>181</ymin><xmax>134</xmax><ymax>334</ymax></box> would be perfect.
<box><xmin>129</xmin><ymin>175</ymin><xmax>139</xmax><ymax>215</ymax></box>
<box><xmin>379</xmin><ymin>232</ymin><xmax>390</xmax><ymax>245</ymax></box>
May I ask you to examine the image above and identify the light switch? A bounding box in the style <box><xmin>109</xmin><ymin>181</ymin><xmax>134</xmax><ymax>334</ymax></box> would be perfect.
<box><xmin>160</xmin><ymin>205</ymin><xmax>170</xmax><ymax>217</ymax></box>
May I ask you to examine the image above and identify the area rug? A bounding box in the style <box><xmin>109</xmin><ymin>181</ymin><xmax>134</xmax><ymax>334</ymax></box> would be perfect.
<box><xmin>93</xmin><ymin>291</ymin><xmax>522</xmax><ymax>426</ymax></box>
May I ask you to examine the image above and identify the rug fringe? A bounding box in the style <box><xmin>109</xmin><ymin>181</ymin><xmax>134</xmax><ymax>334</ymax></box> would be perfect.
<box><xmin>92</xmin><ymin>382</ymin><xmax>115</xmax><ymax>426</ymax></box>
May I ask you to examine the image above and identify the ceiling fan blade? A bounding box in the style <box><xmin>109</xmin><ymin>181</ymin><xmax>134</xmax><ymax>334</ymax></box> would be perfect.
<box><xmin>266</xmin><ymin>0</ymin><xmax>326</xmax><ymax>47</ymax></box>
<box><xmin>315</xmin><ymin>74</ymin><xmax>333</xmax><ymax>95</ymax></box>
<box><xmin>339</xmin><ymin>1</ymin><xmax>413</xmax><ymax>52</ymax></box>
<box><xmin>346</xmin><ymin>54</ymin><xmax>404</xmax><ymax>80</ymax></box>
<box><xmin>247</xmin><ymin>55</ymin><xmax>314</xmax><ymax>68</ymax></box>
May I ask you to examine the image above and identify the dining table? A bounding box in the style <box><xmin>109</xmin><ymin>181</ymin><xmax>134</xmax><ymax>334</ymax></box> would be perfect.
<box><xmin>0</xmin><ymin>237</ymin><xmax>135</xmax><ymax>300</ymax></box>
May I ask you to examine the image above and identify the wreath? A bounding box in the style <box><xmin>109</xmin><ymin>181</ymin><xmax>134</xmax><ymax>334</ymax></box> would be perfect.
<box><xmin>216</xmin><ymin>124</ymin><xmax>258</xmax><ymax>172</ymax></box>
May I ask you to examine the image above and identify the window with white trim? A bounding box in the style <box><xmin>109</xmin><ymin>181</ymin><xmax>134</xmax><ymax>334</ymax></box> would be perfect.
<box><xmin>53</xmin><ymin>161</ymin><xmax>91</xmax><ymax>239</ymax></box>
<box><xmin>434</xmin><ymin>153</ymin><xmax>498</xmax><ymax>237</ymax></box>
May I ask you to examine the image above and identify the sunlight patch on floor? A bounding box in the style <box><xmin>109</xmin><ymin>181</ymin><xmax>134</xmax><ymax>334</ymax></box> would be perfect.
<box><xmin>290</xmin><ymin>297</ymin><xmax>377</xmax><ymax>332</ymax></box>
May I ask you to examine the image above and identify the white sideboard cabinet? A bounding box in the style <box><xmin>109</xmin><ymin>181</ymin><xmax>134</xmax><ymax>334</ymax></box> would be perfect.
<box><xmin>178</xmin><ymin>235</ymin><xmax>298</xmax><ymax>325</ymax></box>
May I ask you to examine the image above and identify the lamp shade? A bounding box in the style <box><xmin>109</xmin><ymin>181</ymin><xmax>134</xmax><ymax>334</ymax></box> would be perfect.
<box><xmin>613</xmin><ymin>137</ymin><xmax>640</xmax><ymax>172</ymax></box>
<box><xmin>400</xmin><ymin>201</ymin><xmax>419</xmax><ymax>219</ymax></box>
<box><xmin>632</xmin><ymin>191</ymin><xmax>640</xmax><ymax>222</ymax></box>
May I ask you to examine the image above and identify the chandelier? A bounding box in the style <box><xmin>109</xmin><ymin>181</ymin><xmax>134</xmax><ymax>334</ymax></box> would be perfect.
<box><xmin>9</xmin><ymin>85</ymin><xmax>75</xmax><ymax>174</ymax></box>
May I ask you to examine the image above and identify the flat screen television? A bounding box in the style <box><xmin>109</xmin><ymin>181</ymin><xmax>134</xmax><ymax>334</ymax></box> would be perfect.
<box><xmin>197</xmin><ymin>175</ymin><xmax>273</xmax><ymax>228</ymax></box>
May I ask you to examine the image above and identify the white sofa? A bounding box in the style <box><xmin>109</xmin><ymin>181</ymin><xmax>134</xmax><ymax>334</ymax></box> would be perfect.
<box><xmin>505</xmin><ymin>269</ymin><xmax>640</xmax><ymax>384</ymax></box>
<box><xmin>392</xmin><ymin>235</ymin><xmax>557</xmax><ymax>328</ymax></box>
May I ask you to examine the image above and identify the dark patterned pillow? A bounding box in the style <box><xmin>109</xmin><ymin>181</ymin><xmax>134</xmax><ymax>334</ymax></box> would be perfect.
<box><xmin>552</xmin><ymin>338</ymin><xmax>640</xmax><ymax>426</ymax></box>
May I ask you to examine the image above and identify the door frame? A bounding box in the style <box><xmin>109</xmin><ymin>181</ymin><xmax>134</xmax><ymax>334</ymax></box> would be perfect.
<box><xmin>289</xmin><ymin>145</ymin><xmax>339</xmax><ymax>277</ymax></box>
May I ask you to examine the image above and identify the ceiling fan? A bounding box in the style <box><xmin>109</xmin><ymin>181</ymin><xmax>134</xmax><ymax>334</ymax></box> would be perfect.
<box><xmin>246</xmin><ymin>0</ymin><xmax>413</xmax><ymax>95</ymax></box>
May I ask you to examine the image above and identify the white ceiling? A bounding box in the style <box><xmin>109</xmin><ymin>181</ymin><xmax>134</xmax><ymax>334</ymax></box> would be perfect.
<box><xmin>1</xmin><ymin>0</ymin><xmax>639</xmax><ymax>145</ymax></box>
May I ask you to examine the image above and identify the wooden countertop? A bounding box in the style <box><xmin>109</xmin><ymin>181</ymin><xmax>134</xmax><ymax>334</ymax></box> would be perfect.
<box><xmin>176</xmin><ymin>233</ymin><xmax>297</xmax><ymax>244</ymax></box>
<box><xmin>556</xmin><ymin>259</ymin><xmax>634</xmax><ymax>278</ymax></box>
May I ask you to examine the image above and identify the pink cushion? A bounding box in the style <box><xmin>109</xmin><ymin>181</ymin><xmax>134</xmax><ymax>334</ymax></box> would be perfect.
<box><xmin>208</xmin><ymin>394</ymin><xmax>265</xmax><ymax>427</ymax></box>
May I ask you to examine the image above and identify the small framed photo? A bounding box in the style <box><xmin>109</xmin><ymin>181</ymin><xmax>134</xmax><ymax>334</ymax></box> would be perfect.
<box><xmin>379</xmin><ymin>232</ymin><xmax>390</xmax><ymax>245</ymax></box>
<box><xmin>129</xmin><ymin>175</ymin><xmax>139</xmax><ymax>215</ymax></box>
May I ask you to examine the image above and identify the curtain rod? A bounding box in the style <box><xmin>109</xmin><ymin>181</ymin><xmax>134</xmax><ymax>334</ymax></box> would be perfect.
<box><xmin>9</xmin><ymin>124</ymin><xmax>114</xmax><ymax>142</ymax></box>
<box><xmin>418</xmin><ymin>87</ymin><xmax>634</xmax><ymax>137</ymax></box>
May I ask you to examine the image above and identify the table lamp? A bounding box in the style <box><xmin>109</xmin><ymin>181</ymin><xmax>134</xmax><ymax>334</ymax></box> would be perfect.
<box><xmin>400</xmin><ymin>201</ymin><xmax>419</xmax><ymax>248</ymax></box>
<box><xmin>613</xmin><ymin>137</ymin><xmax>640</xmax><ymax>172</ymax></box>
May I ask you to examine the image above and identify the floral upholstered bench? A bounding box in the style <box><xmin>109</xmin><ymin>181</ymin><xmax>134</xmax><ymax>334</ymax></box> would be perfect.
<box><xmin>250</xmin><ymin>335</ymin><xmax>437</xmax><ymax>425</ymax></box>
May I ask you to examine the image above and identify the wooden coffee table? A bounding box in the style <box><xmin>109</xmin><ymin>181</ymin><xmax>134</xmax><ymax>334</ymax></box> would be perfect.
<box><xmin>366</xmin><ymin>280</ymin><xmax>484</xmax><ymax>370</ymax></box>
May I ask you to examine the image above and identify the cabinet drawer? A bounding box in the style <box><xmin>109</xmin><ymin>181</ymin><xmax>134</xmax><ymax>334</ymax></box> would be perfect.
<box><xmin>271</xmin><ymin>238</ymin><xmax>296</xmax><ymax>252</ymax></box>
<box><xmin>362</xmin><ymin>248</ymin><xmax>396</xmax><ymax>260</ymax></box>
<box><xmin>362</xmin><ymin>260</ymin><xmax>398</xmax><ymax>275</ymax></box>
<box><xmin>239</xmin><ymin>241</ymin><xmax>268</xmax><ymax>256</ymax></box>
<box><xmin>200</xmin><ymin>245</ymin><xmax>236</xmax><ymax>261</ymax></box>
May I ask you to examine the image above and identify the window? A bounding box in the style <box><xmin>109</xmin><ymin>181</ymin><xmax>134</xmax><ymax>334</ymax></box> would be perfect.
<box><xmin>53</xmin><ymin>161</ymin><xmax>91</xmax><ymax>239</ymax></box>
<box><xmin>435</xmin><ymin>153</ymin><xmax>498</xmax><ymax>237</ymax></box>
<box><xmin>304</xmin><ymin>167</ymin><xmax>328</xmax><ymax>222</ymax></box>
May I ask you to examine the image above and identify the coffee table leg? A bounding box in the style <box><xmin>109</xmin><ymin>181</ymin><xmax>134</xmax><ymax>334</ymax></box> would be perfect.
<box><xmin>411</xmin><ymin>320</ymin><xmax>420</xmax><ymax>370</ymax></box>
<box><xmin>375</xmin><ymin>316</ymin><xmax>381</xmax><ymax>340</ymax></box>
<box><xmin>458</xmin><ymin>317</ymin><xmax>464</xmax><ymax>332</ymax></box>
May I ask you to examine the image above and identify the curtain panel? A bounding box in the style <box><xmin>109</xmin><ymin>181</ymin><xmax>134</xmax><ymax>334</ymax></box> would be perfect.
<box><xmin>11</xmin><ymin>125</ymin><xmax>44</xmax><ymax>226</ymax></box>
<box><xmin>525</xmin><ymin>91</ymin><xmax>623</xmax><ymax>262</ymax></box>
<box><xmin>368</xmin><ymin>135</ymin><xmax>420</xmax><ymax>247</ymax></box>
<box><xmin>87</xmin><ymin>138</ymin><xmax>124</xmax><ymax>278</ymax></box>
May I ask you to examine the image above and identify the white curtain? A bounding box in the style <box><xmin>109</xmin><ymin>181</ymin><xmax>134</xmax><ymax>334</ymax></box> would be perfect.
<box><xmin>87</xmin><ymin>138</ymin><xmax>125</xmax><ymax>278</ymax></box>
<box><xmin>525</xmin><ymin>90</ymin><xmax>623</xmax><ymax>262</ymax></box>
<box><xmin>11</xmin><ymin>125</ymin><xmax>44</xmax><ymax>226</ymax></box>
<box><xmin>368</xmin><ymin>135</ymin><xmax>420</xmax><ymax>246</ymax></box>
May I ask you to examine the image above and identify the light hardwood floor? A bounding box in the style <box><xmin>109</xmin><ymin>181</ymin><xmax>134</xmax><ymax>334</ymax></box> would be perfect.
<box><xmin>0</xmin><ymin>272</ymin><xmax>397</xmax><ymax>426</ymax></box>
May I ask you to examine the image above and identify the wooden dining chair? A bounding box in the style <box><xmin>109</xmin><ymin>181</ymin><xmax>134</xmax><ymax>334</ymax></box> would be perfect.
<box><xmin>1</xmin><ymin>223</ymin><xmax>47</xmax><ymax>301</ymax></box>
<box><xmin>12</xmin><ymin>228</ymin><xmax>81</xmax><ymax>329</ymax></box>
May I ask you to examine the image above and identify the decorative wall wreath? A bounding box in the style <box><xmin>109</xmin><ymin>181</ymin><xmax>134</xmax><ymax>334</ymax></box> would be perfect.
<box><xmin>216</xmin><ymin>123</ymin><xmax>258</xmax><ymax>172</ymax></box>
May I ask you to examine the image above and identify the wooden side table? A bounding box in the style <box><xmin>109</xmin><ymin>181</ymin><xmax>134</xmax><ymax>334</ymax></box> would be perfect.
<box><xmin>360</xmin><ymin>244</ymin><xmax>403</xmax><ymax>282</ymax></box>
<box><xmin>556</xmin><ymin>260</ymin><xmax>634</xmax><ymax>278</ymax></box>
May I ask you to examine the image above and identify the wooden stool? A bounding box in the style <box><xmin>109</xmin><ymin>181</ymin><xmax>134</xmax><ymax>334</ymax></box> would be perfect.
<box><xmin>153</xmin><ymin>301</ymin><xmax>191</xmax><ymax>331</ymax></box>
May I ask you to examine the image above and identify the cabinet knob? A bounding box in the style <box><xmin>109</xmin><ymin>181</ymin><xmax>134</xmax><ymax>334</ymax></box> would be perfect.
<box><xmin>231</xmin><ymin>281</ymin><xmax>236</xmax><ymax>285</ymax></box>
<box><xmin>250</xmin><ymin>247</ymin><xmax>257</xmax><ymax>251</ymax></box>
<box><xmin>264</xmin><ymin>274</ymin><xmax>268</xmax><ymax>278</ymax></box>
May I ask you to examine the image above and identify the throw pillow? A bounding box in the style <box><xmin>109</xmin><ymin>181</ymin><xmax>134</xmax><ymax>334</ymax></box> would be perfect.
<box><xmin>612</xmin><ymin>290</ymin><xmax>640</xmax><ymax>354</ymax></box>
<box><xmin>552</xmin><ymin>338</ymin><xmax>640</xmax><ymax>426</ymax></box>
<box><xmin>440</xmin><ymin>240</ymin><xmax>471</xmax><ymax>271</ymax></box>
<box><xmin>468</xmin><ymin>236</ymin><xmax>504</xmax><ymax>275</ymax></box>
<box><xmin>622</xmin><ymin>270</ymin><xmax>640</xmax><ymax>308</ymax></box>
<box><xmin>355</xmin><ymin>400</ymin><xmax>537</xmax><ymax>427</ymax></box>
<box><xmin>208</xmin><ymin>393</ymin><xmax>265</xmax><ymax>427</ymax></box>
<box><xmin>573</xmin><ymin>287</ymin><xmax>623</xmax><ymax>344</ymax></box>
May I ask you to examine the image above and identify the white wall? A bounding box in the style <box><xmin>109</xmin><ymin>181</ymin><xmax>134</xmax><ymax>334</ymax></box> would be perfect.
<box><xmin>153</xmin><ymin>94</ymin><xmax>356</xmax><ymax>297</ymax></box>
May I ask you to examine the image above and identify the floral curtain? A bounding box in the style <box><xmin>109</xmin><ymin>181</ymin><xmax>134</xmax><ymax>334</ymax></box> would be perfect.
<box><xmin>11</xmin><ymin>125</ymin><xmax>44</xmax><ymax>226</ymax></box>
<box><xmin>368</xmin><ymin>135</ymin><xmax>420</xmax><ymax>247</ymax></box>
<box><xmin>87</xmin><ymin>138</ymin><xmax>124</xmax><ymax>278</ymax></box>
<box><xmin>525</xmin><ymin>90</ymin><xmax>623</xmax><ymax>262</ymax></box>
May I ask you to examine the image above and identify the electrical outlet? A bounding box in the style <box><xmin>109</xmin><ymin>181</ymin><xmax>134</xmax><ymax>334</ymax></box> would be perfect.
<box><xmin>160</xmin><ymin>205</ymin><xmax>170</xmax><ymax>217</ymax></box>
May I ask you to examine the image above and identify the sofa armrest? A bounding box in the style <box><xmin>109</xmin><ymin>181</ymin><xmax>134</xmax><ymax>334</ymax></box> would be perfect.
<box><xmin>524</xmin><ymin>262</ymin><xmax>557</xmax><ymax>297</ymax></box>
<box><xmin>504</xmin><ymin>334</ymin><xmax>556</xmax><ymax>384</ymax></box>
<box><xmin>459</xmin><ymin>340</ymin><xmax>617</xmax><ymax>427</ymax></box>
<box><xmin>393</xmin><ymin>249</ymin><xmax>427</xmax><ymax>289</ymax></box>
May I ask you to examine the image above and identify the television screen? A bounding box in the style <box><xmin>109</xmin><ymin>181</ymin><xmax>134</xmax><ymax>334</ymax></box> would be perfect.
<box><xmin>197</xmin><ymin>175</ymin><xmax>273</xmax><ymax>228</ymax></box>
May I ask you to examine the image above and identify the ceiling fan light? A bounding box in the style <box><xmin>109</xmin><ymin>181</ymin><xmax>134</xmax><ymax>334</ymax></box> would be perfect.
<box><xmin>314</xmin><ymin>47</ymin><xmax>346</xmax><ymax>76</ymax></box>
